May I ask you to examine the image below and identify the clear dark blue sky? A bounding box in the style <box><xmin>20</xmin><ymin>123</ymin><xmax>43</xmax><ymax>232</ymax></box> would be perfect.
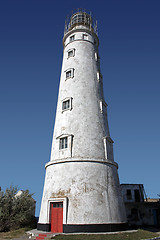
<box><xmin>0</xmin><ymin>0</ymin><xmax>160</xmax><ymax>216</ymax></box>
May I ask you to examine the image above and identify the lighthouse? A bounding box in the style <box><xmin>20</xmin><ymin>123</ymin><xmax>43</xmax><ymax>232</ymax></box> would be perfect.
<box><xmin>37</xmin><ymin>10</ymin><xmax>127</xmax><ymax>233</ymax></box>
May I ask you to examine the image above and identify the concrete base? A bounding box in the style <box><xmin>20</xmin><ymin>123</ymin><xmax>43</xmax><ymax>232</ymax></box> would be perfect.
<box><xmin>38</xmin><ymin>160</ymin><xmax>127</xmax><ymax>227</ymax></box>
<box><xmin>37</xmin><ymin>223</ymin><xmax>51</xmax><ymax>232</ymax></box>
<box><xmin>37</xmin><ymin>223</ymin><xmax>128</xmax><ymax>233</ymax></box>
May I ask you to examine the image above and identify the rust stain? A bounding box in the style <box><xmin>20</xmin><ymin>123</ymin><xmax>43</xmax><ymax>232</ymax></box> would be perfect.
<box><xmin>51</xmin><ymin>188</ymin><xmax>71</xmax><ymax>198</ymax></box>
<box><xmin>72</xmin><ymin>179</ymin><xmax>75</xmax><ymax>184</ymax></box>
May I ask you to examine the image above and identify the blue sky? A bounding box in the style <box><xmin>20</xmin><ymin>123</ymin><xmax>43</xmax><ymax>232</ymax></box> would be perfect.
<box><xmin>0</xmin><ymin>0</ymin><xmax>160</xmax><ymax>217</ymax></box>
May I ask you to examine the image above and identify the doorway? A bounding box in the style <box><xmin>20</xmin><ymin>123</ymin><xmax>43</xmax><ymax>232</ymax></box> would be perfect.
<box><xmin>51</xmin><ymin>202</ymin><xmax>63</xmax><ymax>233</ymax></box>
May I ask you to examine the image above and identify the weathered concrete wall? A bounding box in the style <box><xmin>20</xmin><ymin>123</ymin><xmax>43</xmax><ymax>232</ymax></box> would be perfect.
<box><xmin>39</xmin><ymin>160</ymin><xmax>126</xmax><ymax>224</ymax></box>
<box><xmin>125</xmin><ymin>202</ymin><xmax>160</xmax><ymax>226</ymax></box>
<box><xmin>38</xmin><ymin>17</ymin><xmax>127</xmax><ymax>231</ymax></box>
<box><xmin>50</xmin><ymin>26</ymin><xmax>110</xmax><ymax>162</ymax></box>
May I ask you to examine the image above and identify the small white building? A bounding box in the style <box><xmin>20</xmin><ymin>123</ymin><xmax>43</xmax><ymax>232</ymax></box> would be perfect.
<box><xmin>121</xmin><ymin>184</ymin><xmax>145</xmax><ymax>203</ymax></box>
<box><xmin>37</xmin><ymin>10</ymin><xmax>127</xmax><ymax>233</ymax></box>
<box><xmin>121</xmin><ymin>184</ymin><xmax>160</xmax><ymax>227</ymax></box>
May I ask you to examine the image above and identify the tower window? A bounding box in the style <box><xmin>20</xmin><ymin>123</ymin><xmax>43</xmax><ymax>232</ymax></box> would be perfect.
<box><xmin>97</xmin><ymin>71</ymin><xmax>102</xmax><ymax>82</ymax></box>
<box><xmin>66</xmin><ymin>70</ymin><xmax>71</xmax><ymax>78</ymax></box>
<box><xmin>103</xmin><ymin>136</ymin><xmax>114</xmax><ymax>161</ymax></box>
<box><xmin>70</xmin><ymin>35</ymin><xmax>75</xmax><ymax>42</ymax></box>
<box><xmin>67</xmin><ymin>49</ymin><xmax>75</xmax><ymax>58</ymax></box>
<box><xmin>62</xmin><ymin>97</ymin><xmax>72</xmax><ymax>112</ymax></box>
<box><xmin>100</xmin><ymin>100</ymin><xmax>107</xmax><ymax>113</ymax></box>
<box><xmin>59</xmin><ymin>137</ymin><xmax>68</xmax><ymax>150</ymax></box>
<box><xmin>62</xmin><ymin>99</ymin><xmax>70</xmax><ymax>110</ymax></box>
<box><xmin>65</xmin><ymin>68</ymin><xmax>74</xmax><ymax>79</ymax></box>
<box><xmin>95</xmin><ymin>52</ymin><xmax>100</xmax><ymax>62</ymax></box>
<box><xmin>82</xmin><ymin>34</ymin><xmax>88</xmax><ymax>40</ymax></box>
<box><xmin>97</xmin><ymin>72</ymin><xmax>100</xmax><ymax>81</ymax></box>
<box><xmin>95</xmin><ymin>52</ymin><xmax>98</xmax><ymax>61</ymax></box>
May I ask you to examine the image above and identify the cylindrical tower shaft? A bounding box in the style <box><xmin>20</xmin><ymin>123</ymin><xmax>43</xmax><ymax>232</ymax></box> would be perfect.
<box><xmin>38</xmin><ymin>10</ymin><xmax>127</xmax><ymax>233</ymax></box>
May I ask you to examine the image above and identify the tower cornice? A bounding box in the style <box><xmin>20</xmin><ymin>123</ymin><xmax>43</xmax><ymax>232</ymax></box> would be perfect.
<box><xmin>63</xmin><ymin>27</ymin><xmax>99</xmax><ymax>48</ymax></box>
<box><xmin>45</xmin><ymin>158</ymin><xmax>118</xmax><ymax>169</ymax></box>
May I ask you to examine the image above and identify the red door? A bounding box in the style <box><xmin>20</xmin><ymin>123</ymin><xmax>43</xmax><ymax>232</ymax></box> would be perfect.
<box><xmin>51</xmin><ymin>202</ymin><xmax>63</xmax><ymax>233</ymax></box>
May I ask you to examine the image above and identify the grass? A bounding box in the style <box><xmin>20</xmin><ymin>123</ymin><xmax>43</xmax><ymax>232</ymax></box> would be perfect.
<box><xmin>0</xmin><ymin>227</ymin><xmax>31</xmax><ymax>239</ymax></box>
<box><xmin>52</xmin><ymin>229</ymin><xmax>160</xmax><ymax>240</ymax></box>
<box><xmin>0</xmin><ymin>228</ymin><xmax>159</xmax><ymax>240</ymax></box>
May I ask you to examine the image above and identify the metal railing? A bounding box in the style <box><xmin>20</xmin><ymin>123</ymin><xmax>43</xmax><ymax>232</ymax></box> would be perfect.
<box><xmin>64</xmin><ymin>9</ymin><xmax>98</xmax><ymax>36</ymax></box>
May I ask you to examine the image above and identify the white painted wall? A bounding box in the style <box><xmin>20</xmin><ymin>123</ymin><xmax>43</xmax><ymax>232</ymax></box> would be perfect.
<box><xmin>39</xmin><ymin>161</ymin><xmax>126</xmax><ymax>224</ymax></box>
<box><xmin>38</xmin><ymin>19</ymin><xmax>126</xmax><ymax>227</ymax></box>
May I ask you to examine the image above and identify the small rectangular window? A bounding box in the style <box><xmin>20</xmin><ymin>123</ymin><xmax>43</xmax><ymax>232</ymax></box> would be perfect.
<box><xmin>62</xmin><ymin>97</ymin><xmax>72</xmax><ymax>112</ymax></box>
<box><xmin>68</xmin><ymin>50</ymin><xmax>73</xmax><ymax>57</ymax></box>
<box><xmin>95</xmin><ymin>52</ymin><xmax>98</xmax><ymax>61</ymax></box>
<box><xmin>82</xmin><ymin>34</ymin><xmax>88</xmax><ymax>40</ymax></box>
<box><xmin>52</xmin><ymin>202</ymin><xmax>63</xmax><ymax>208</ymax></box>
<box><xmin>134</xmin><ymin>190</ymin><xmax>141</xmax><ymax>202</ymax></box>
<box><xmin>68</xmin><ymin>49</ymin><xmax>75</xmax><ymax>58</ymax></box>
<box><xmin>66</xmin><ymin>70</ymin><xmax>71</xmax><ymax>78</ymax></box>
<box><xmin>103</xmin><ymin>137</ymin><xmax>114</xmax><ymax>161</ymax></box>
<box><xmin>70</xmin><ymin>35</ymin><xmax>75</xmax><ymax>42</ymax></box>
<box><xmin>100</xmin><ymin>101</ymin><xmax>103</xmax><ymax>113</ymax></box>
<box><xmin>62</xmin><ymin>99</ymin><xmax>70</xmax><ymax>110</ymax></box>
<box><xmin>59</xmin><ymin>137</ymin><xmax>68</xmax><ymax>150</ymax></box>
<box><xmin>100</xmin><ymin>100</ymin><xmax>107</xmax><ymax>113</ymax></box>
<box><xmin>65</xmin><ymin>68</ymin><xmax>74</xmax><ymax>79</ymax></box>
<box><xmin>97</xmin><ymin>72</ymin><xmax>100</xmax><ymax>81</ymax></box>
<box><xmin>126</xmin><ymin>189</ymin><xmax>132</xmax><ymax>200</ymax></box>
<box><xmin>95</xmin><ymin>52</ymin><xmax>100</xmax><ymax>62</ymax></box>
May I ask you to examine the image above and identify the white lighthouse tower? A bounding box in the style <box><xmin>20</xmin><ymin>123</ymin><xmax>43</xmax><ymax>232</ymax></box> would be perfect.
<box><xmin>37</xmin><ymin>10</ymin><xmax>127</xmax><ymax>233</ymax></box>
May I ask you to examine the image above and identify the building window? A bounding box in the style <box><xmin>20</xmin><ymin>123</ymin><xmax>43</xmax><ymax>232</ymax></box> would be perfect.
<box><xmin>100</xmin><ymin>100</ymin><xmax>107</xmax><ymax>113</ymax></box>
<box><xmin>95</xmin><ymin>52</ymin><xmax>100</xmax><ymax>62</ymax></box>
<box><xmin>62</xmin><ymin>99</ymin><xmax>70</xmax><ymax>110</ymax></box>
<box><xmin>95</xmin><ymin>52</ymin><xmax>98</xmax><ymax>61</ymax></box>
<box><xmin>97</xmin><ymin>72</ymin><xmax>100</xmax><ymax>81</ymax></box>
<box><xmin>82</xmin><ymin>34</ymin><xmax>88</xmax><ymax>40</ymax></box>
<box><xmin>126</xmin><ymin>189</ymin><xmax>132</xmax><ymax>200</ymax></box>
<box><xmin>97</xmin><ymin>71</ymin><xmax>102</xmax><ymax>82</ymax></box>
<box><xmin>100</xmin><ymin>101</ymin><xmax>103</xmax><ymax>113</ymax></box>
<box><xmin>66</xmin><ymin>70</ymin><xmax>71</xmax><ymax>78</ymax></box>
<box><xmin>52</xmin><ymin>202</ymin><xmax>63</xmax><ymax>208</ymax></box>
<box><xmin>62</xmin><ymin>97</ymin><xmax>72</xmax><ymax>112</ymax></box>
<box><xmin>65</xmin><ymin>68</ymin><xmax>74</xmax><ymax>79</ymax></box>
<box><xmin>103</xmin><ymin>136</ymin><xmax>114</xmax><ymax>161</ymax></box>
<box><xmin>70</xmin><ymin>35</ymin><xmax>75</xmax><ymax>42</ymax></box>
<box><xmin>67</xmin><ymin>49</ymin><xmax>75</xmax><ymax>58</ymax></box>
<box><xmin>59</xmin><ymin>137</ymin><xmax>68</xmax><ymax>150</ymax></box>
<box><xmin>134</xmin><ymin>190</ymin><xmax>141</xmax><ymax>202</ymax></box>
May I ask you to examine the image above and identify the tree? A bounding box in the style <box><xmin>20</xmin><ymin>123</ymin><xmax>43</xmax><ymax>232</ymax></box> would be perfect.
<box><xmin>0</xmin><ymin>185</ymin><xmax>36</xmax><ymax>232</ymax></box>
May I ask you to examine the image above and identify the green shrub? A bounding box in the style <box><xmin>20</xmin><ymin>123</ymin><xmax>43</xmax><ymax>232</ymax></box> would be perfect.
<box><xmin>0</xmin><ymin>185</ymin><xmax>36</xmax><ymax>232</ymax></box>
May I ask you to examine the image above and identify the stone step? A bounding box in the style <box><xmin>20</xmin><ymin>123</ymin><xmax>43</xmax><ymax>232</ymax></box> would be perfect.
<box><xmin>39</xmin><ymin>234</ymin><xmax>47</xmax><ymax>237</ymax></box>
<box><xmin>36</xmin><ymin>236</ymin><xmax>45</xmax><ymax>240</ymax></box>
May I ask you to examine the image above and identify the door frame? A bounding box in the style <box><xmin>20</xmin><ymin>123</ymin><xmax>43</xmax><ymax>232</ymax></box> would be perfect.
<box><xmin>47</xmin><ymin>198</ymin><xmax>68</xmax><ymax>226</ymax></box>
